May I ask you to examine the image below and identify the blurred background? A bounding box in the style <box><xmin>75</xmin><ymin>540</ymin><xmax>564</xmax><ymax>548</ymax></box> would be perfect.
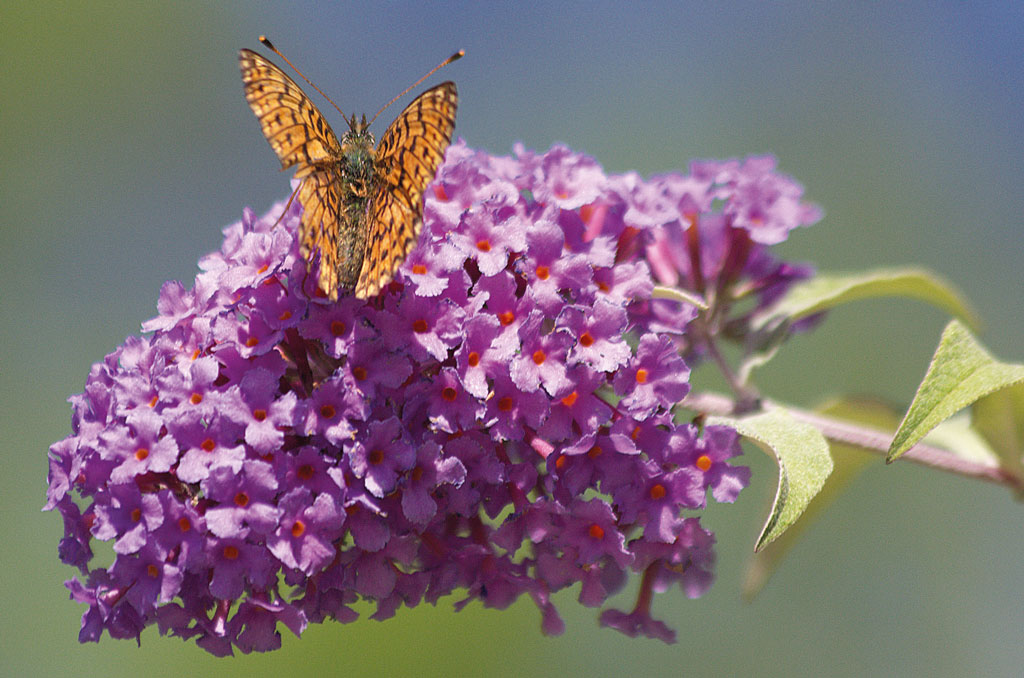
<box><xmin>3</xmin><ymin>2</ymin><xmax>1022</xmax><ymax>676</ymax></box>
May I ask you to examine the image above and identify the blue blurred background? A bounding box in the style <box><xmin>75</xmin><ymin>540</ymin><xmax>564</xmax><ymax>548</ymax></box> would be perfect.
<box><xmin>3</xmin><ymin>2</ymin><xmax>1023</xmax><ymax>676</ymax></box>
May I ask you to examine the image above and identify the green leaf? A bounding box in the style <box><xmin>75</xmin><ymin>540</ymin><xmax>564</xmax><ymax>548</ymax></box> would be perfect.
<box><xmin>971</xmin><ymin>382</ymin><xmax>1024</xmax><ymax>480</ymax></box>
<box><xmin>923</xmin><ymin>413</ymin><xmax>1001</xmax><ymax>468</ymax></box>
<box><xmin>752</xmin><ymin>267</ymin><xmax>979</xmax><ymax>331</ymax></box>
<box><xmin>888</xmin><ymin>320</ymin><xmax>1024</xmax><ymax>462</ymax></box>
<box><xmin>741</xmin><ymin>398</ymin><xmax>896</xmax><ymax>599</ymax></box>
<box><xmin>652</xmin><ymin>284</ymin><xmax>709</xmax><ymax>311</ymax></box>
<box><xmin>710</xmin><ymin>407</ymin><xmax>833</xmax><ymax>552</ymax></box>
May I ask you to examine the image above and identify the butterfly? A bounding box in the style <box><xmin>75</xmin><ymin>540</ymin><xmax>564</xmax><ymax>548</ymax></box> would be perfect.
<box><xmin>239</xmin><ymin>38</ymin><xmax>460</xmax><ymax>299</ymax></box>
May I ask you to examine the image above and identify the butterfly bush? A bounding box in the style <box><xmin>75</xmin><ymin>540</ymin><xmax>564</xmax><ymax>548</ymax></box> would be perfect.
<box><xmin>46</xmin><ymin>141</ymin><xmax>820</xmax><ymax>654</ymax></box>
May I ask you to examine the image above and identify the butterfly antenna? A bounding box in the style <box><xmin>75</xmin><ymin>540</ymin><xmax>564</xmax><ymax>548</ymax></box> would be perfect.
<box><xmin>367</xmin><ymin>50</ymin><xmax>464</xmax><ymax>127</ymax></box>
<box><xmin>259</xmin><ymin>36</ymin><xmax>352</xmax><ymax>127</ymax></box>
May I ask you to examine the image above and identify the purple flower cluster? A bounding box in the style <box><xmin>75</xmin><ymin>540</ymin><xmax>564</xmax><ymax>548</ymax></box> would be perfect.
<box><xmin>42</xmin><ymin>142</ymin><xmax>825</xmax><ymax>655</ymax></box>
<box><xmin>621</xmin><ymin>155</ymin><xmax>823</xmax><ymax>360</ymax></box>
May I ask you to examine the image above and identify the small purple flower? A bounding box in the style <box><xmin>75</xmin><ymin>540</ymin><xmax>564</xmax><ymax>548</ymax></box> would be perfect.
<box><xmin>267</xmin><ymin>488</ymin><xmax>344</xmax><ymax>575</ymax></box>
<box><xmin>348</xmin><ymin>417</ymin><xmax>415</xmax><ymax>498</ymax></box>
<box><xmin>204</xmin><ymin>460</ymin><xmax>281</xmax><ymax>539</ymax></box>
<box><xmin>612</xmin><ymin>333</ymin><xmax>691</xmax><ymax>416</ymax></box>
<box><xmin>453</xmin><ymin>313</ymin><xmax>504</xmax><ymax>398</ymax></box>
<box><xmin>482</xmin><ymin>372</ymin><xmax>551</xmax><ymax>442</ymax></box>
<box><xmin>303</xmin><ymin>373</ymin><xmax>361</xmax><ymax>446</ymax></box>
<box><xmin>556</xmin><ymin>498</ymin><xmax>631</xmax><ymax>568</ymax></box>
<box><xmin>375</xmin><ymin>294</ymin><xmax>466</xmax><ymax>362</ymax></box>
<box><xmin>412</xmin><ymin>367</ymin><xmax>482</xmax><ymax>434</ymax></box>
<box><xmin>400</xmin><ymin>441</ymin><xmax>466</xmax><ymax>525</ymax></box>
<box><xmin>537</xmin><ymin>366</ymin><xmax>612</xmax><ymax>442</ymax></box>
<box><xmin>510</xmin><ymin>311</ymin><xmax>573</xmax><ymax>395</ymax></box>
<box><xmin>170</xmin><ymin>407</ymin><xmax>246</xmax><ymax>483</ymax></box>
<box><xmin>219</xmin><ymin>368</ymin><xmax>299</xmax><ymax>454</ymax></box>
<box><xmin>560</xmin><ymin>301</ymin><xmax>632</xmax><ymax>373</ymax></box>
<box><xmin>442</xmin><ymin>206</ymin><xmax>527</xmax><ymax>276</ymax></box>
<box><xmin>521</xmin><ymin>218</ymin><xmax>594</xmax><ymax>313</ymax></box>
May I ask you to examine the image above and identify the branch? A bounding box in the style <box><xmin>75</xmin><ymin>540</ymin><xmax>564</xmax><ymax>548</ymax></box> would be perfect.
<box><xmin>680</xmin><ymin>390</ymin><xmax>1023</xmax><ymax>491</ymax></box>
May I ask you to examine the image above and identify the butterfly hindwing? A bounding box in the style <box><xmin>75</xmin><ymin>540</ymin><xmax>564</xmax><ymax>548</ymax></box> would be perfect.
<box><xmin>356</xmin><ymin>82</ymin><xmax>458</xmax><ymax>298</ymax></box>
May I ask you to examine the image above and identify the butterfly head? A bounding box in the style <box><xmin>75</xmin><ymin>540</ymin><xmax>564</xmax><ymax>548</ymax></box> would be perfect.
<box><xmin>349</xmin><ymin>113</ymin><xmax>370</xmax><ymax>135</ymax></box>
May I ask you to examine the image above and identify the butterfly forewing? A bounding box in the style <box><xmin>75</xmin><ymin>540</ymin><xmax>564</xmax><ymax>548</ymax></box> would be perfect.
<box><xmin>356</xmin><ymin>82</ymin><xmax>459</xmax><ymax>298</ymax></box>
<box><xmin>238</xmin><ymin>49</ymin><xmax>342</xmax><ymax>175</ymax></box>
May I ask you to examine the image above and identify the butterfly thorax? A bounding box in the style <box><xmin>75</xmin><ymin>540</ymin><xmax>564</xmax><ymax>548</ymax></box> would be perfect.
<box><xmin>339</xmin><ymin>128</ymin><xmax>376</xmax><ymax>200</ymax></box>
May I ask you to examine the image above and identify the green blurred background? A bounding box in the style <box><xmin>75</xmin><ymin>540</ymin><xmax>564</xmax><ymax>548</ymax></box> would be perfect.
<box><xmin>3</xmin><ymin>2</ymin><xmax>1022</xmax><ymax>676</ymax></box>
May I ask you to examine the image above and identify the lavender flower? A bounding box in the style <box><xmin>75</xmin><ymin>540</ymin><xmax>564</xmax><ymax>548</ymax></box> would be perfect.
<box><xmin>41</xmin><ymin>141</ymin><xmax>825</xmax><ymax>655</ymax></box>
<box><xmin>618</xmin><ymin>156</ymin><xmax>823</xmax><ymax>362</ymax></box>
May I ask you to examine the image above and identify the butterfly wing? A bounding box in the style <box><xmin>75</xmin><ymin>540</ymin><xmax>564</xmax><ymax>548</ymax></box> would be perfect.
<box><xmin>238</xmin><ymin>49</ymin><xmax>342</xmax><ymax>175</ymax></box>
<box><xmin>296</xmin><ymin>170</ymin><xmax>350</xmax><ymax>299</ymax></box>
<box><xmin>239</xmin><ymin>49</ymin><xmax>349</xmax><ymax>298</ymax></box>
<box><xmin>356</xmin><ymin>81</ymin><xmax>458</xmax><ymax>298</ymax></box>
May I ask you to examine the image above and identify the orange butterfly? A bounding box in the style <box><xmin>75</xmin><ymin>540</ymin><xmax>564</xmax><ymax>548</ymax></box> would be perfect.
<box><xmin>239</xmin><ymin>37</ymin><xmax>460</xmax><ymax>299</ymax></box>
